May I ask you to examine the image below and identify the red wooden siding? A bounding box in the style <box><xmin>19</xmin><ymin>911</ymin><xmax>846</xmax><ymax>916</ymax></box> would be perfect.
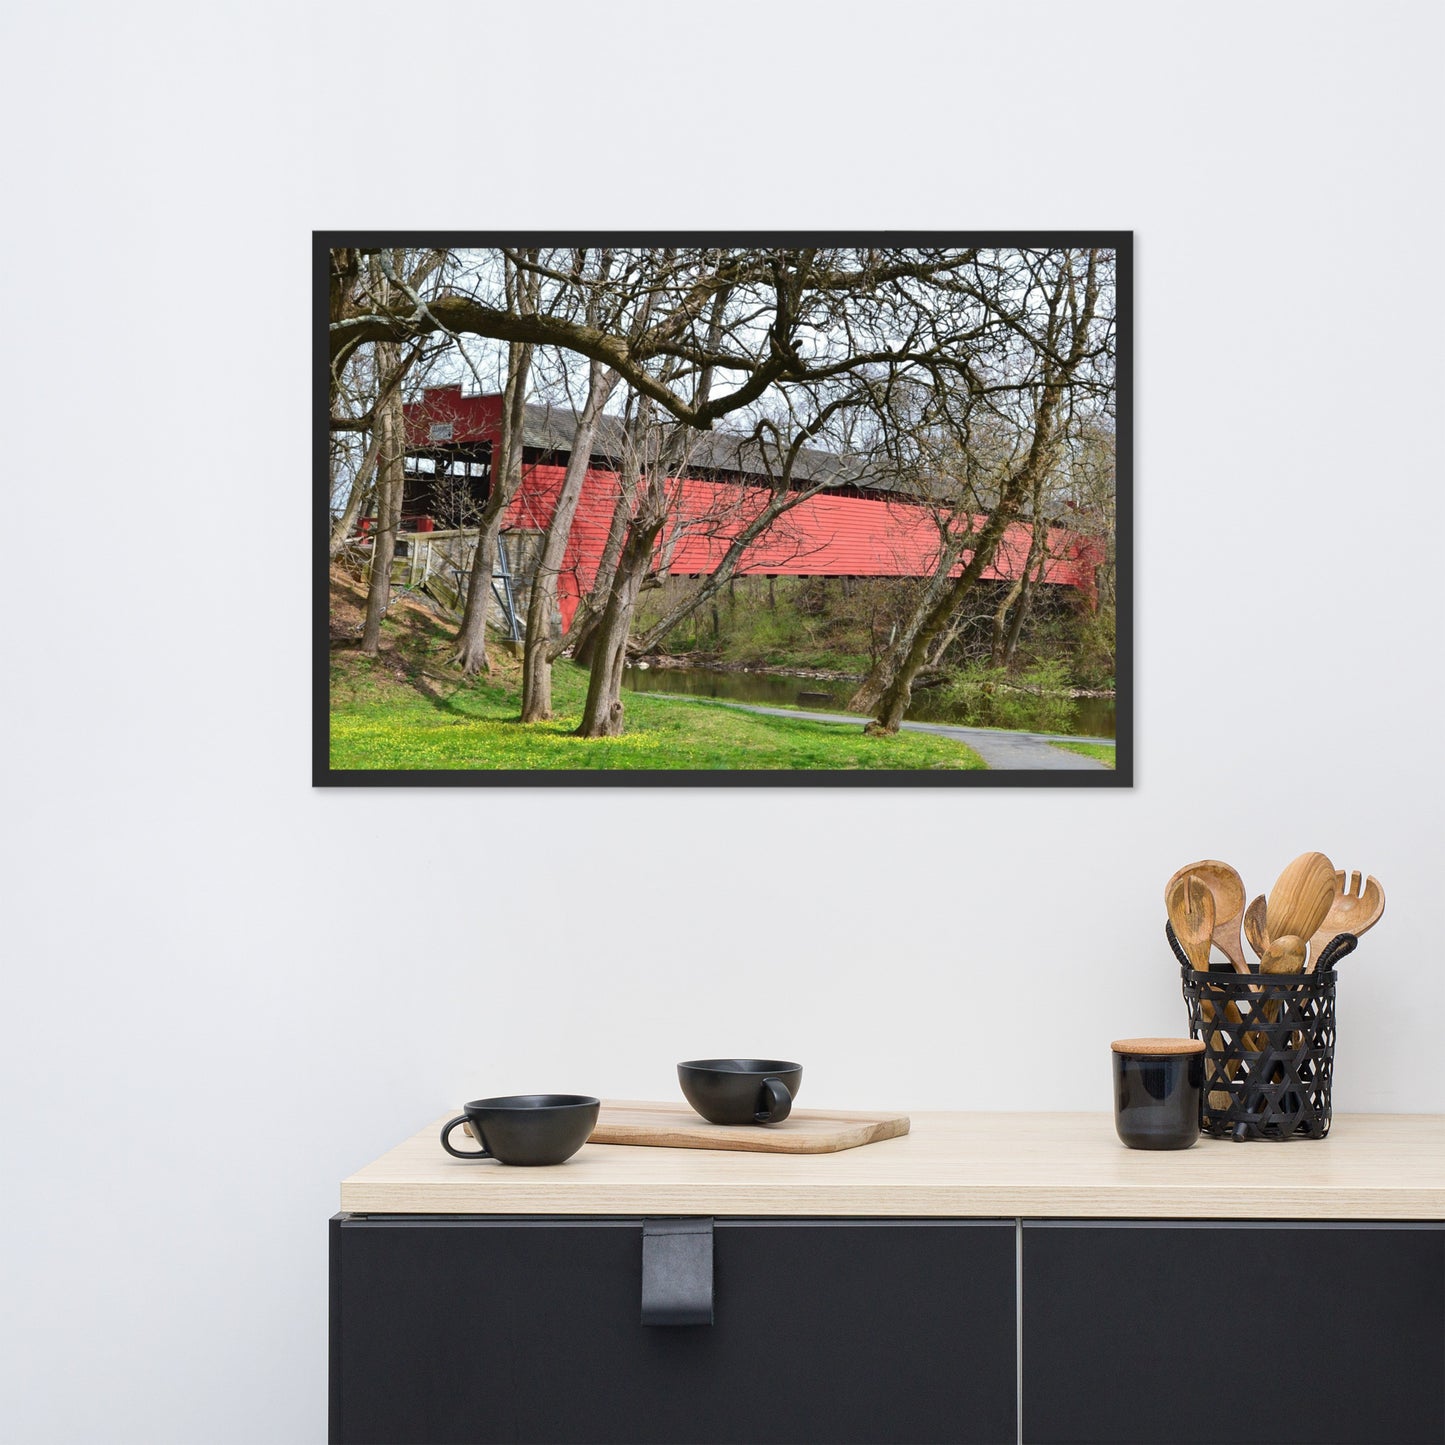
<box><xmin>504</xmin><ymin>466</ymin><xmax>1099</xmax><ymax>629</ymax></box>
<box><xmin>403</xmin><ymin>387</ymin><xmax>1101</xmax><ymax>631</ymax></box>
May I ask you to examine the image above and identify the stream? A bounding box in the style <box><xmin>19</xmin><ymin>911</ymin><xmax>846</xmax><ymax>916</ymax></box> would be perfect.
<box><xmin>622</xmin><ymin>665</ymin><xmax>1116</xmax><ymax>738</ymax></box>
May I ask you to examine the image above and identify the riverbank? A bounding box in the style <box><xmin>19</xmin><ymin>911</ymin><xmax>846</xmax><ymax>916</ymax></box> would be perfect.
<box><xmin>328</xmin><ymin>616</ymin><xmax>987</xmax><ymax>772</ymax></box>
<box><xmin>635</xmin><ymin>651</ymin><xmax>1115</xmax><ymax>701</ymax></box>
<box><xmin>624</xmin><ymin>659</ymin><xmax>1117</xmax><ymax>738</ymax></box>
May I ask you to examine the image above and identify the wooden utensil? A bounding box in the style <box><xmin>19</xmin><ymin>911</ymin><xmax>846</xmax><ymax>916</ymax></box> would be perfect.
<box><xmin>1265</xmin><ymin>852</ymin><xmax>1337</xmax><ymax>948</ymax></box>
<box><xmin>1166</xmin><ymin>874</ymin><xmax>1215</xmax><ymax>970</ymax></box>
<box><xmin>1259</xmin><ymin>934</ymin><xmax>1306</xmax><ymax>976</ymax></box>
<box><xmin>1165</xmin><ymin>860</ymin><xmax>1249</xmax><ymax>973</ymax></box>
<box><xmin>1248</xmin><ymin>933</ymin><xmax>1308</xmax><ymax>1049</ymax></box>
<box><xmin>1243</xmin><ymin>895</ymin><xmax>1270</xmax><ymax>961</ymax></box>
<box><xmin>1306</xmin><ymin>872</ymin><xmax>1386</xmax><ymax>972</ymax></box>
<box><xmin>1167</xmin><ymin>875</ymin><xmax>1234</xmax><ymax>1108</ymax></box>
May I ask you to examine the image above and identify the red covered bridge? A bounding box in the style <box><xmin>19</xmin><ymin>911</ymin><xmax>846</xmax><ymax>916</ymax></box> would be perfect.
<box><xmin>401</xmin><ymin>384</ymin><xmax>1100</xmax><ymax>630</ymax></box>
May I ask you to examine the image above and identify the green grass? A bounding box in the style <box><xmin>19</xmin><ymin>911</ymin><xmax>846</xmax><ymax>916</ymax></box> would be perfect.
<box><xmin>1049</xmin><ymin>740</ymin><xmax>1116</xmax><ymax>767</ymax></box>
<box><xmin>330</xmin><ymin>638</ymin><xmax>986</xmax><ymax>773</ymax></box>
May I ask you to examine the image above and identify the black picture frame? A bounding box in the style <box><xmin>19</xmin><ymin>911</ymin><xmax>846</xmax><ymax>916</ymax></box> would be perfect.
<box><xmin>316</xmin><ymin>232</ymin><xmax>1131</xmax><ymax>788</ymax></box>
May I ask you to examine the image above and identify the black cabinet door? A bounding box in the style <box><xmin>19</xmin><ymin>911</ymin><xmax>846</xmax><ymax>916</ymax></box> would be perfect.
<box><xmin>331</xmin><ymin>1216</ymin><xmax>1016</xmax><ymax>1445</ymax></box>
<box><xmin>1022</xmin><ymin>1221</ymin><xmax>1445</xmax><ymax>1444</ymax></box>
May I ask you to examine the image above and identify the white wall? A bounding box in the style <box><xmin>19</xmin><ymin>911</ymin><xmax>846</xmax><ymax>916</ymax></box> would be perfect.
<box><xmin>4</xmin><ymin>3</ymin><xmax>1441</xmax><ymax>1441</ymax></box>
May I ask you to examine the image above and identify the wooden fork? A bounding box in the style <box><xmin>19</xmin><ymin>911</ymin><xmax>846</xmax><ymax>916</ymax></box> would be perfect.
<box><xmin>1306</xmin><ymin>871</ymin><xmax>1385</xmax><ymax>971</ymax></box>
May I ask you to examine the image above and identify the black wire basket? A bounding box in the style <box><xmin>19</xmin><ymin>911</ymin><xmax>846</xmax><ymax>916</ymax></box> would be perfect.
<box><xmin>1170</xmin><ymin>923</ymin><xmax>1357</xmax><ymax>1141</ymax></box>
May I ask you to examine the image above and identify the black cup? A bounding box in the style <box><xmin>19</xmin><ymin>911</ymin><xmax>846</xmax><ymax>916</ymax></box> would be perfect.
<box><xmin>1111</xmin><ymin>1039</ymin><xmax>1203</xmax><ymax>1150</ymax></box>
<box><xmin>440</xmin><ymin>1094</ymin><xmax>600</xmax><ymax>1166</ymax></box>
<box><xmin>677</xmin><ymin>1059</ymin><xmax>802</xmax><ymax>1125</ymax></box>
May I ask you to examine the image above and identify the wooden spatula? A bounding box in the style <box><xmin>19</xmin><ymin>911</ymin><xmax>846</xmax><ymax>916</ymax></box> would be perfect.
<box><xmin>1306</xmin><ymin>871</ymin><xmax>1385</xmax><ymax>972</ymax></box>
<box><xmin>1167</xmin><ymin>874</ymin><xmax>1232</xmax><ymax>1108</ymax></box>
<box><xmin>1166</xmin><ymin>874</ymin><xmax>1215</xmax><ymax>970</ymax></box>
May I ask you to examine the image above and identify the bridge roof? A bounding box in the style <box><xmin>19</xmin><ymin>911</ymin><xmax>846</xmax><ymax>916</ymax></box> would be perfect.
<box><xmin>519</xmin><ymin>402</ymin><xmax>921</xmax><ymax>495</ymax></box>
<box><xmin>405</xmin><ymin>385</ymin><xmax>959</xmax><ymax>503</ymax></box>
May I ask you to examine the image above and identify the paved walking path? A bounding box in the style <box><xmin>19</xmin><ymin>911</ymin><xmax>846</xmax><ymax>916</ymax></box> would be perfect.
<box><xmin>657</xmin><ymin>696</ymin><xmax>1113</xmax><ymax>770</ymax></box>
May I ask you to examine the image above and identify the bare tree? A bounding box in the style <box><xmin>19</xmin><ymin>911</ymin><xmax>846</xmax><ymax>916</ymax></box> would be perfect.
<box><xmin>360</xmin><ymin>332</ymin><xmax>404</xmax><ymax>654</ymax></box>
<box><xmin>329</xmin><ymin>425</ymin><xmax>380</xmax><ymax>559</ymax></box>
<box><xmin>451</xmin><ymin>249</ymin><xmax>541</xmax><ymax>675</ymax></box>
<box><xmin>329</xmin><ymin>248</ymin><xmax>447</xmax><ymax>625</ymax></box>
<box><xmin>519</xmin><ymin>351</ymin><xmax>619</xmax><ymax>719</ymax></box>
<box><xmin>988</xmin><ymin>468</ymin><xmax>1049</xmax><ymax>671</ymax></box>
<box><xmin>574</xmin><ymin>402</ymin><xmax>693</xmax><ymax>736</ymax></box>
<box><xmin>852</xmin><ymin>249</ymin><xmax>1111</xmax><ymax>733</ymax></box>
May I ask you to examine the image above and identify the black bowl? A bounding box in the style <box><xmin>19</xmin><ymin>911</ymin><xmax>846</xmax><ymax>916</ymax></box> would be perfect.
<box><xmin>678</xmin><ymin>1059</ymin><xmax>803</xmax><ymax>1126</ymax></box>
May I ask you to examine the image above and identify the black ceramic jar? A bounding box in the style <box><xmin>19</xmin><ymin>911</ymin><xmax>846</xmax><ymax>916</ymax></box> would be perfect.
<box><xmin>1111</xmin><ymin>1038</ymin><xmax>1203</xmax><ymax>1150</ymax></box>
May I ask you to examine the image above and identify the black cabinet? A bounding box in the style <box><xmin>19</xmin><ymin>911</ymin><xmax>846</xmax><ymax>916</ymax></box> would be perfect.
<box><xmin>1022</xmin><ymin>1221</ymin><xmax>1445</xmax><ymax>1444</ymax></box>
<box><xmin>330</xmin><ymin>1216</ymin><xmax>1018</xmax><ymax>1445</ymax></box>
<box><xmin>333</xmin><ymin>1214</ymin><xmax>1445</xmax><ymax>1445</ymax></box>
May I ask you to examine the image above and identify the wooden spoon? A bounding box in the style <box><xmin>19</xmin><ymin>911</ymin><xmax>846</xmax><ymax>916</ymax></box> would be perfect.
<box><xmin>1266</xmin><ymin>852</ymin><xmax>1336</xmax><ymax>948</ymax></box>
<box><xmin>1259</xmin><ymin>934</ymin><xmax>1306</xmax><ymax>976</ymax></box>
<box><xmin>1243</xmin><ymin>895</ymin><xmax>1270</xmax><ymax>961</ymax></box>
<box><xmin>1306</xmin><ymin>871</ymin><xmax>1385</xmax><ymax>972</ymax></box>
<box><xmin>1165</xmin><ymin>860</ymin><xmax>1249</xmax><ymax>973</ymax></box>
<box><xmin>1243</xmin><ymin>933</ymin><xmax>1308</xmax><ymax>1048</ymax></box>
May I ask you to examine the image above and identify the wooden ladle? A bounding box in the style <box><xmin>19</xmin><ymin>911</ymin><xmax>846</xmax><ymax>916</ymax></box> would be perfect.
<box><xmin>1265</xmin><ymin>852</ymin><xmax>1337</xmax><ymax>949</ymax></box>
<box><xmin>1306</xmin><ymin>872</ymin><xmax>1385</xmax><ymax>972</ymax></box>
<box><xmin>1165</xmin><ymin>860</ymin><xmax>1249</xmax><ymax>973</ymax></box>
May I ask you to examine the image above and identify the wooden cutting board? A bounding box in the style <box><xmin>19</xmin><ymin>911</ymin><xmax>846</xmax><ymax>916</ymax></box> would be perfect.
<box><xmin>588</xmin><ymin>1100</ymin><xmax>910</xmax><ymax>1154</ymax></box>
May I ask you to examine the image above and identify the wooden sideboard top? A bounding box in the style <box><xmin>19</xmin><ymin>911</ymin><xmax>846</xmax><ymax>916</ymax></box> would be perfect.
<box><xmin>340</xmin><ymin>1107</ymin><xmax>1445</xmax><ymax>1219</ymax></box>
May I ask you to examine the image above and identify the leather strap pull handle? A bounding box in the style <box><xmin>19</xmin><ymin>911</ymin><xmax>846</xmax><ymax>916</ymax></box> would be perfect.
<box><xmin>641</xmin><ymin>1219</ymin><xmax>714</xmax><ymax>1326</ymax></box>
<box><xmin>755</xmin><ymin>1077</ymin><xmax>793</xmax><ymax>1123</ymax></box>
<box><xmin>440</xmin><ymin>1115</ymin><xmax>491</xmax><ymax>1159</ymax></box>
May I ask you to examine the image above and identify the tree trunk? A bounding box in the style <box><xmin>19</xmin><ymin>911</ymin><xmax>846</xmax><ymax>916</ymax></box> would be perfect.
<box><xmin>848</xmin><ymin>535</ymin><xmax>964</xmax><ymax>713</ymax></box>
<box><xmin>865</xmin><ymin>499</ymin><xmax>1026</xmax><ymax>733</ymax></box>
<box><xmin>519</xmin><ymin>362</ymin><xmax>617</xmax><ymax>721</ymax></box>
<box><xmin>453</xmin><ymin>393</ymin><xmax>523</xmax><ymax>673</ymax></box>
<box><xmin>453</xmin><ymin>254</ymin><xmax>539</xmax><ymax>676</ymax></box>
<box><xmin>329</xmin><ymin>432</ymin><xmax>379</xmax><ymax>558</ymax></box>
<box><xmin>988</xmin><ymin>467</ymin><xmax>1048</xmax><ymax>670</ymax></box>
<box><xmin>576</xmin><ymin>521</ymin><xmax>663</xmax><ymax>737</ymax></box>
<box><xmin>988</xmin><ymin>574</ymin><xmax>1025</xmax><ymax>669</ymax></box>
<box><xmin>360</xmin><ymin>338</ymin><xmax>404</xmax><ymax>655</ymax></box>
<box><xmin>574</xmin><ymin>367</ymin><xmax>711</xmax><ymax>736</ymax></box>
<box><xmin>924</xmin><ymin>596</ymin><xmax>977</xmax><ymax>671</ymax></box>
<box><xmin>1001</xmin><ymin>549</ymin><xmax>1045</xmax><ymax>671</ymax></box>
<box><xmin>561</xmin><ymin>445</ymin><xmax>642</xmax><ymax>668</ymax></box>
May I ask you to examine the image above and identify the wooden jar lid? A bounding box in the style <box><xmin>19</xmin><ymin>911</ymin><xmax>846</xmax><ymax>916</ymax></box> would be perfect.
<box><xmin>1111</xmin><ymin>1037</ymin><xmax>1205</xmax><ymax>1056</ymax></box>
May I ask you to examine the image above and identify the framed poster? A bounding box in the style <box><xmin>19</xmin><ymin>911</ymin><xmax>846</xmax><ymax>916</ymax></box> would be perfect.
<box><xmin>317</xmin><ymin>234</ymin><xmax>1129</xmax><ymax>785</ymax></box>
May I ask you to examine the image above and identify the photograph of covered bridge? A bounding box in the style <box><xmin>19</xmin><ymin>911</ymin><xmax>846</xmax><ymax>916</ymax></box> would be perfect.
<box><xmin>323</xmin><ymin>240</ymin><xmax>1126</xmax><ymax>783</ymax></box>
